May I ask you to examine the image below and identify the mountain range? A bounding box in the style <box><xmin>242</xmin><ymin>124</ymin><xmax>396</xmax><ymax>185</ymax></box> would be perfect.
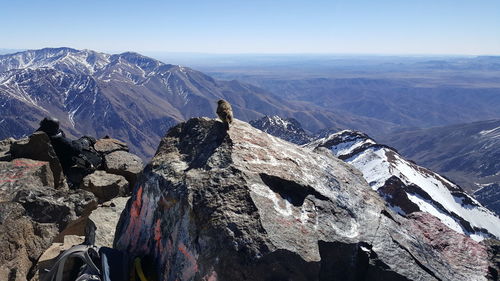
<box><xmin>0</xmin><ymin>48</ymin><xmax>393</xmax><ymax>158</ymax></box>
<box><xmin>200</xmin><ymin>55</ymin><xmax>500</xmax><ymax>132</ymax></box>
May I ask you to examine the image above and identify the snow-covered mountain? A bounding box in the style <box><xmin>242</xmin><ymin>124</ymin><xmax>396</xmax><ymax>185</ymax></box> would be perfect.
<box><xmin>305</xmin><ymin>130</ymin><xmax>500</xmax><ymax>241</ymax></box>
<box><xmin>249</xmin><ymin>115</ymin><xmax>314</xmax><ymax>144</ymax></box>
<box><xmin>0</xmin><ymin>48</ymin><xmax>387</xmax><ymax>159</ymax></box>
<box><xmin>381</xmin><ymin>119</ymin><xmax>500</xmax><ymax>216</ymax></box>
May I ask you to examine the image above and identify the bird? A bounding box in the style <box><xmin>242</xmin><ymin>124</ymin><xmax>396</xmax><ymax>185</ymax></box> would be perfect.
<box><xmin>216</xmin><ymin>99</ymin><xmax>233</xmax><ymax>129</ymax></box>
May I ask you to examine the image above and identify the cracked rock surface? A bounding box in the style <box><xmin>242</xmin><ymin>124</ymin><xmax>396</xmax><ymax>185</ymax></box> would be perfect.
<box><xmin>115</xmin><ymin>118</ymin><xmax>494</xmax><ymax>281</ymax></box>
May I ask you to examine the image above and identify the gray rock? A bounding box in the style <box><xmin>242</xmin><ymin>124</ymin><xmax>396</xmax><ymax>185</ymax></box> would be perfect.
<box><xmin>94</xmin><ymin>138</ymin><xmax>129</xmax><ymax>154</ymax></box>
<box><xmin>13</xmin><ymin>186</ymin><xmax>97</xmax><ymax>231</ymax></box>
<box><xmin>0</xmin><ymin>137</ymin><xmax>15</xmax><ymax>161</ymax></box>
<box><xmin>0</xmin><ymin>159</ymin><xmax>54</xmax><ymax>202</ymax></box>
<box><xmin>86</xmin><ymin>197</ymin><xmax>130</xmax><ymax>248</ymax></box>
<box><xmin>81</xmin><ymin>170</ymin><xmax>129</xmax><ymax>203</ymax></box>
<box><xmin>0</xmin><ymin>202</ymin><xmax>59</xmax><ymax>281</ymax></box>
<box><xmin>10</xmin><ymin>132</ymin><xmax>67</xmax><ymax>189</ymax></box>
<box><xmin>0</xmin><ymin>186</ymin><xmax>97</xmax><ymax>281</ymax></box>
<box><xmin>105</xmin><ymin>150</ymin><xmax>143</xmax><ymax>188</ymax></box>
<box><xmin>114</xmin><ymin>118</ymin><xmax>493</xmax><ymax>281</ymax></box>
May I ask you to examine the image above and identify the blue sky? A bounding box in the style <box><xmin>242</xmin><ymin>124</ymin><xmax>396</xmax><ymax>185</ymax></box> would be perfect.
<box><xmin>1</xmin><ymin>0</ymin><xmax>499</xmax><ymax>55</ymax></box>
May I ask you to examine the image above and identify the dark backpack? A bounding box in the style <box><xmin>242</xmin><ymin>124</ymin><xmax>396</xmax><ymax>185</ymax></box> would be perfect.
<box><xmin>72</xmin><ymin>136</ymin><xmax>102</xmax><ymax>171</ymax></box>
<box><xmin>42</xmin><ymin>245</ymin><xmax>101</xmax><ymax>281</ymax></box>
<box><xmin>42</xmin><ymin>245</ymin><xmax>128</xmax><ymax>281</ymax></box>
<box><xmin>65</xmin><ymin>136</ymin><xmax>103</xmax><ymax>188</ymax></box>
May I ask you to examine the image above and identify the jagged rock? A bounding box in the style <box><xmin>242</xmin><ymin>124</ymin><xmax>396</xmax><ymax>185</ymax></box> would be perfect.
<box><xmin>104</xmin><ymin>150</ymin><xmax>143</xmax><ymax>188</ymax></box>
<box><xmin>86</xmin><ymin>197</ymin><xmax>130</xmax><ymax>248</ymax></box>
<box><xmin>483</xmin><ymin>239</ymin><xmax>500</xmax><ymax>281</ymax></box>
<box><xmin>10</xmin><ymin>132</ymin><xmax>67</xmax><ymax>189</ymax></box>
<box><xmin>0</xmin><ymin>137</ymin><xmax>14</xmax><ymax>161</ymax></box>
<box><xmin>0</xmin><ymin>159</ymin><xmax>54</xmax><ymax>202</ymax></box>
<box><xmin>13</xmin><ymin>186</ymin><xmax>97</xmax><ymax>231</ymax></box>
<box><xmin>115</xmin><ymin>118</ymin><xmax>492</xmax><ymax>281</ymax></box>
<box><xmin>81</xmin><ymin>170</ymin><xmax>129</xmax><ymax>203</ymax></box>
<box><xmin>0</xmin><ymin>186</ymin><xmax>97</xmax><ymax>281</ymax></box>
<box><xmin>0</xmin><ymin>202</ymin><xmax>59</xmax><ymax>281</ymax></box>
<box><xmin>94</xmin><ymin>137</ymin><xmax>129</xmax><ymax>154</ymax></box>
<box><xmin>378</xmin><ymin>176</ymin><xmax>420</xmax><ymax>214</ymax></box>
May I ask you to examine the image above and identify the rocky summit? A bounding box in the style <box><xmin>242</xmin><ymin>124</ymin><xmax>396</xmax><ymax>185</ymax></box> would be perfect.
<box><xmin>115</xmin><ymin>118</ymin><xmax>496</xmax><ymax>281</ymax></box>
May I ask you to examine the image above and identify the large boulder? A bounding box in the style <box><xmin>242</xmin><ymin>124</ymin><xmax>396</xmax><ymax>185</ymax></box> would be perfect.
<box><xmin>86</xmin><ymin>196</ymin><xmax>130</xmax><ymax>247</ymax></box>
<box><xmin>10</xmin><ymin>132</ymin><xmax>67</xmax><ymax>189</ymax></box>
<box><xmin>13</xmin><ymin>186</ymin><xmax>97</xmax><ymax>231</ymax></box>
<box><xmin>94</xmin><ymin>137</ymin><xmax>129</xmax><ymax>154</ymax></box>
<box><xmin>0</xmin><ymin>159</ymin><xmax>54</xmax><ymax>202</ymax></box>
<box><xmin>104</xmin><ymin>150</ymin><xmax>143</xmax><ymax>188</ymax></box>
<box><xmin>81</xmin><ymin>170</ymin><xmax>129</xmax><ymax>203</ymax></box>
<box><xmin>114</xmin><ymin>118</ymin><xmax>494</xmax><ymax>281</ymax></box>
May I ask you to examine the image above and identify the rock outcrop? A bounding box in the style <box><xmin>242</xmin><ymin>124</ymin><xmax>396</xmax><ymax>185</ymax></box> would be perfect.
<box><xmin>10</xmin><ymin>132</ymin><xmax>67</xmax><ymax>189</ymax></box>
<box><xmin>115</xmin><ymin>118</ymin><xmax>494</xmax><ymax>281</ymax></box>
<box><xmin>0</xmin><ymin>132</ymin><xmax>141</xmax><ymax>281</ymax></box>
<box><xmin>0</xmin><ymin>159</ymin><xmax>54</xmax><ymax>201</ymax></box>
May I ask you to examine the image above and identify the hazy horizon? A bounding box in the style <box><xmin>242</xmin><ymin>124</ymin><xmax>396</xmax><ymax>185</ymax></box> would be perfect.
<box><xmin>1</xmin><ymin>0</ymin><xmax>499</xmax><ymax>55</ymax></box>
<box><xmin>0</xmin><ymin>47</ymin><xmax>488</xmax><ymax>57</ymax></box>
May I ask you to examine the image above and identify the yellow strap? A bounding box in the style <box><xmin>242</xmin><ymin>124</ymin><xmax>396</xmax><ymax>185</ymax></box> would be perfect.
<box><xmin>134</xmin><ymin>257</ymin><xmax>149</xmax><ymax>281</ymax></box>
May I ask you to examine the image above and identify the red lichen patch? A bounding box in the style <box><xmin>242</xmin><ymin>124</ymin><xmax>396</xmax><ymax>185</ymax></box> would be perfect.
<box><xmin>12</xmin><ymin>159</ymin><xmax>46</xmax><ymax>167</ymax></box>
<box><xmin>408</xmin><ymin>212</ymin><xmax>489</xmax><ymax>273</ymax></box>
<box><xmin>130</xmin><ymin>186</ymin><xmax>144</xmax><ymax>218</ymax></box>
<box><xmin>0</xmin><ymin>170</ymin><xmax>25</xmax><ymax>182</ymax></box>
<box><xmin>178</xmin><ymin>242</ymin><xmax>199</xmax><ymax>280</ymax></box>
<box><xmin>154</xmin><ymin>219</ymin><xmax>163</xmax><ymax>252</ymax></box>
<box><xmin>0</xmin><ymin>159</ymin><xmax>48</xmax><ymax>183</ymax></box>
<box><xmin>276</xmin><ymin>217</ymin><xmax>293</xmax><ymax>227</ymax></box>
<box><xmin>122</xmin><ymin>186</ymin><xmax>144</xmax><ymax>249</ymax></box>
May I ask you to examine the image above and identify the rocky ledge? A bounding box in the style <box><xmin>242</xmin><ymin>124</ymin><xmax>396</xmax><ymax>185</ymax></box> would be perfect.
<box><xmin>0</xmin><ymin>132</ymin><xmax>143</xmax><ymax>281</ymax></box>
<box><xmin>115</xmin><ymin>118</ymin><xmax>498</xmax><ymax>281</ymax></box>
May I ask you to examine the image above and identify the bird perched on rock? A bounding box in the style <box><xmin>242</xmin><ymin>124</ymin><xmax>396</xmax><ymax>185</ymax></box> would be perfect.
<box><xmin>216</xmin><ymin>99</ymin><xmax>233</xmax><ymax>129</ymax></box>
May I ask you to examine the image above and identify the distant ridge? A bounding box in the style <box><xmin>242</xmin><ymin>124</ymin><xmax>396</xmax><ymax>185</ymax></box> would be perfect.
<box><xmin>0</xmin><ymin>47</ymin><xmax>394</xmax><ymax>158</ymax></box>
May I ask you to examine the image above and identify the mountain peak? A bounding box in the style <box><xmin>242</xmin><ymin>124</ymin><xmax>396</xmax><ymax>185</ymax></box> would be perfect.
<box><xmin>250</xmin><ymin>115</ymin><xmax>313</xmax><ymax>145</ymax></box>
